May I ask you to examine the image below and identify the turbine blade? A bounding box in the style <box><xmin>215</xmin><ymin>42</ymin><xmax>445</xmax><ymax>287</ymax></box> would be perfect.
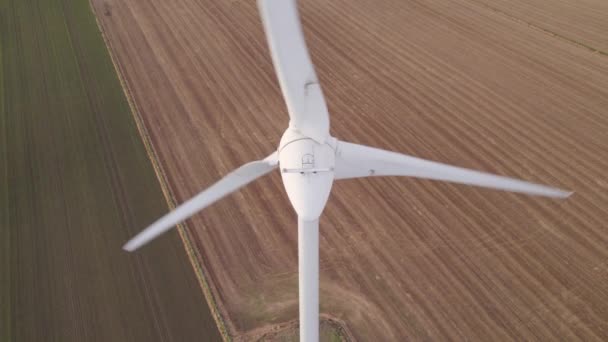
<box><xmin>123</xmin><ymin>152</ymin><xmax>279</xmax><ymax>252</ymax></box>
<box><xmin>258</xmin><ymin>0</ymin><xmax>330</xmax><ymax>143</ymax></box>
<box><xmin>335</xmin><ymin>141</ymin><xmax>572</xmax><ymax>198</ymax></box>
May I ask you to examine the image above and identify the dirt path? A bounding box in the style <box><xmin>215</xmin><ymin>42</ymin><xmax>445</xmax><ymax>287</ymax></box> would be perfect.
<box><xmin>464</xmin><ymin>0</ymin><xmax>608</xmax><ymax>54</ymax></box>
<box><xmin>92</xmin><ymin>0</ymin><xmax>608</xmax><ymax>340</ymax></box>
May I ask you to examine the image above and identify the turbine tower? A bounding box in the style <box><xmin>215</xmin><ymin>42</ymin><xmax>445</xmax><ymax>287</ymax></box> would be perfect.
<box><xmin>124</xmin><ymin>1</ymin><xmax>571</xmax><ymax>341</ymax></box>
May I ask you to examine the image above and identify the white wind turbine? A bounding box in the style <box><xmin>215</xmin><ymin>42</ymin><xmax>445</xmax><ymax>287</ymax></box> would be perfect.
<box><xmin>124</xmin><ymin>1</ymin><xmax>572</xmax><ymax>341</ymax></box>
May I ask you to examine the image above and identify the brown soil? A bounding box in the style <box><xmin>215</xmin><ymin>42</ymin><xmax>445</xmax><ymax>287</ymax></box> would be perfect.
<box><xmin>464</xmin><ymin>0</ymin><xmax>608</xmax><ymax>54</ymax></box>
<box><xmin>92</xmin><ymin>0</ymin><xmax>608</xmax><ymax>340</ymax></box>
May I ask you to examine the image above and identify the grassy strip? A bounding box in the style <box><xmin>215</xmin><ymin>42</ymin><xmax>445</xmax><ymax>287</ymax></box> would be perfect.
<box><xmin>2</xmin><ymin>0</ymin><xmax>221</xmax><ymax>339</ymax></box>
<box><xmin>178</xmin><ymin>227</ymin><xmax>232</xmax><ymax>341</ymax></box>
<box><xmin>0</xmin><ymin>3</ymin><xmax>11</xmax><ymax>340</ymax></box>
<box><xmin>87</xmin><ymin>2</ymin><xmax>232</xmax><ymax>340</ymax></box>
<box><xmin>467</xmin><ymin>0</ymin><xmax>608</xmax><ymax>57</ymax></box>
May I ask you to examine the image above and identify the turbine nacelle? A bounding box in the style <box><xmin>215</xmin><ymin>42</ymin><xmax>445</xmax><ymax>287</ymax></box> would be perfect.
<box><xmin>279</xmin><ymin>129</ymin><xmax>335</xmax><ymax>221</ymax></box>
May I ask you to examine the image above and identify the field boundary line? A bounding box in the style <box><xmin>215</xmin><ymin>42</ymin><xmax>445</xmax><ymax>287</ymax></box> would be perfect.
<box><xmin>464</xmin><ymin>0</ymin><xmax>607</xmax><ymax>57</ymax></box>
<box><xmin>86</xmin><ymin>2</ymin><xmax>231</xmax><ymax>340</ymax></box>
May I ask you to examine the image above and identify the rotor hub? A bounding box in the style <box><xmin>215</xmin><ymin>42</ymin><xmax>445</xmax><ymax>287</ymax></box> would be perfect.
<box><xmin>278</xmin><ymin>129</ymin><xmax>335</xmax><ymax>220</ymax></box>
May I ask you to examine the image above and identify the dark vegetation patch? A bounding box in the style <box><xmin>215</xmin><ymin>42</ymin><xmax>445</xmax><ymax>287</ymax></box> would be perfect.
<box><xmin>0</xmin><ymin>0</ymin><xmax>221</xmax><ymax>340</ymax></box>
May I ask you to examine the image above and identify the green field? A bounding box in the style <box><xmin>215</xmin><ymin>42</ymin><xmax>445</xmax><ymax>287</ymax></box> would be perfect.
<box><xmin>0</xmin><ymin>0</ymin><xmax>221</xmax><ymax>340</ymax></box>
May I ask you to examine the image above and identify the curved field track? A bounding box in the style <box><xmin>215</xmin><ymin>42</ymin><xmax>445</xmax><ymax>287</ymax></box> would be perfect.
<box><xmin>92</xmin><ymin>0</ymin><xmax>608</xmax><ymax>340</ymax></box>
<box><xmin>465</xmin><ymin>0</ymin><xmax>608</xmax><ymax>54</ymax></box>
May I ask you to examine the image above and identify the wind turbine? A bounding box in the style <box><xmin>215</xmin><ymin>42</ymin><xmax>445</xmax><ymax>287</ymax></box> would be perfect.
<box><xmin>123</xmin><ymin>0</ymin><xmax>572</xmax><ymax>341</ymax></box>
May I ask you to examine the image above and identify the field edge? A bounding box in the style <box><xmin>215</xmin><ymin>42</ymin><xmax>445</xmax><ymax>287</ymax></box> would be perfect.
<box><xmin>86</xmin><ymin>1</ymin><xmax>232</xmax><ymax>340</ymax></box>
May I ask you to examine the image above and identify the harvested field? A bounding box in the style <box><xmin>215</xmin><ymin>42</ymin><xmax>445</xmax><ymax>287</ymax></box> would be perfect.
<box><xmin>1</xmin><ymin>0</ymin><xmax>220</xmax><ymax>341</ymax></box>
<box><xmin>92</xmin><ymin>0</ymin><xmax>608</xmax><ymax>340</ymax></box>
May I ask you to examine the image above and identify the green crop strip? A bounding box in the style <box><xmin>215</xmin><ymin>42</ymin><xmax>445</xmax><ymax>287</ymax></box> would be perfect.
<box><xmin>0</xmin><ymin>0</ymin><xmax>221</xmax><ymax>340</ymax></box>
<box><xmin>1</xmin><ymin>2</ymin><xmax>11</xmax><ymax>340</ymax></box>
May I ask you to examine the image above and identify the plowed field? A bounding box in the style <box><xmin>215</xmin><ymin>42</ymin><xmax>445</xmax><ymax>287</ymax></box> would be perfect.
<box><xmin>91</xmin><ymin>0</ymin><xmax>608</xmax><ymax>340</ymax></box>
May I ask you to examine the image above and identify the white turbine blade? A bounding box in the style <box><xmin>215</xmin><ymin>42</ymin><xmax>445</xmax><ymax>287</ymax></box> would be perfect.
<box><xmin>258</xmin><ymin>0</ymin><xmax>330</xmax><ymax>143</ymax></box>
<box><xmin>123</xmin><ymin>152</ymin><xmax>279</xmax><ymax>252</ymax></box>
<box><xmin>335</xmin><ymin>141</ymin><xmax>572</xmax><ymax>198</ymax></box>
